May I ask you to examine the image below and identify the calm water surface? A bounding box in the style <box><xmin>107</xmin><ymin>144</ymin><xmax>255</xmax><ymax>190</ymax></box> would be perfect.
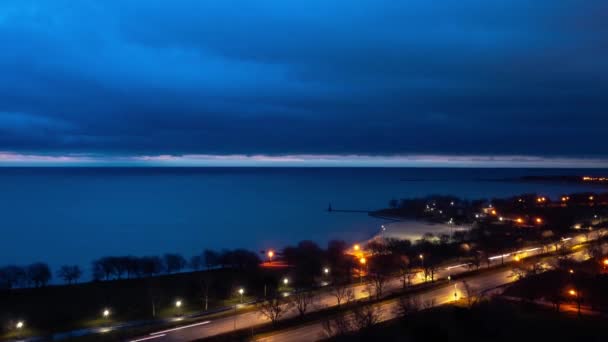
<box><xmin>1</xmin><ymin>167</ymin><xmax>605</xmax><ymax>271</ymax></box>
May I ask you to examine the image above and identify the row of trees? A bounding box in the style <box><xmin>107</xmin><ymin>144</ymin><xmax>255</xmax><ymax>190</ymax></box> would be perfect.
<box><xmin>0</xmin><ymin>248</ymin><xmax>262</xmax><ymax>289</ymax></box>
<box><xmin>0</xmin><ymin>263</ymin><xmax>52</xmax><ymax>289</ymax></box>
<box><xmin>91</xmin><ymin>249</ymin><xmax>261</xmax><ymax>281</ymax></box>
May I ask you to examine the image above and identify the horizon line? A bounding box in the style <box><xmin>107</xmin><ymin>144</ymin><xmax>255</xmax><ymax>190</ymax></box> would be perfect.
<box><xmin>1</xmin><ymin>152</ymin><xmax>608</xmax><ymax>168</ymax></box>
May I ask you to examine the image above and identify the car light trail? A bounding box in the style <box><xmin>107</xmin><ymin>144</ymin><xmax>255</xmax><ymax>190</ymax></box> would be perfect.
<box><xmin>130</xmin><ymin>334</ymin><xmax>166</xmax><ymax>342</ymax></box>
<box><xmin>488</xmin><ymin>253</ymin><xmax>510</xmax><ymax>261</ymax></box>
<box><xmin>446</xmin><ymin>263</ymin><xmax>470</xmax><ymax>270</ymax></box>
<box><xmin>150</xmin><ymin>321</ymin><xmax>211</xmax><ymax>335</ymax></box>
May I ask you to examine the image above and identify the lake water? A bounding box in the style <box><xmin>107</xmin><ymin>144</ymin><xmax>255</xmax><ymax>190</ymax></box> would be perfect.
<box><xmin>1</xmin><ymin>167</ymin><xmax>605</xmax><ymax>272</ymax></box>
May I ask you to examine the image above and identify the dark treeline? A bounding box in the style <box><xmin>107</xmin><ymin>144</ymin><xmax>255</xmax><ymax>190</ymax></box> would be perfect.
<box><xmin>0</xmin><ymin>248</ymin><xmax>261</xmax><ymax>290</ymax></box>
<box><xmin>0</xmin><ymin>263</ymin><xmax>52</xmax><ymax>289</ymax></box>
<box><xmin>91</xmin><ymin>249</ymin><xmax>261</xmax><ymax>281</ymax></box>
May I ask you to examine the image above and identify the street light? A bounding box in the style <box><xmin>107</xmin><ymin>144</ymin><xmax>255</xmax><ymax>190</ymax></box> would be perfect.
<box><xmin>235</xmin><ymin>288</ymin><xmax>245</xmax><ymax>330</ymax></box>
<box><xmin>267</xmin><ymin>250</ymin><xmax>274</xmax><ymax>262</ymax></box>
<box><xmin>102</xmin><ymin>308</ymin><xmax>110</xmax><ymax>318</ymax></box>
<box><xmin>175</xmin><ymin>300</ymin><xmax>182</xmax><ymax>308</ymax></box>
<box><xmin>354</xmin><ymin>244</ymin><xmax>360</xmax><ymax>251</ymax></box>
<box><xmin>238</xmin><ymin>288</ymin><xmax>245</xmax><ymax>303</ymax></box>
<box><xmin>283</xmin><ymin>277</ymin><xmax>289</xmax><ymax>285</ymax></box>
<box><xmin>324</xmin><ymin>267</ymin><xmax>330</xmax><ymax>275</ymax></box>
<box><xmin>16</xmin><ymin>321</ymin><xmax>24</xmax><ymax>329</ymax></box>
<box><xmin>359</xmin><ymin>257</ymin><xmax>366</xmax><ymax>265</ymax></box>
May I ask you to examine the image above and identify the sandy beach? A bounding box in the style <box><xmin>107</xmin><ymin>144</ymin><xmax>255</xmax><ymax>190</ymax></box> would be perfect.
<box><xmin>371</xmin><ymin>219</ymin><xmax>470</xmax><ymax>242</ymax></box>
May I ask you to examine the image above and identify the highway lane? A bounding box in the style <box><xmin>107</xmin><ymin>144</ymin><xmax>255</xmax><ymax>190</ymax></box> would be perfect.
<box><xmin>255</xmin><ymin>269</ymin><xmax>516</xmax><ymax>342</ymax></box>
<box><xmin>255</xmin><ymin>247</ymin><xmax>599</xmax><ymax>342</ymax></box>
<box><xmin>129</xmin><ymin>230</ymin><xmax>603</xmax><ymax>342</ymax></box>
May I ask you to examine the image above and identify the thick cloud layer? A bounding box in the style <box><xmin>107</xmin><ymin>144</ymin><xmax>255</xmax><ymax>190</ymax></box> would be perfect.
<box><xmin>0</xmin><ymin>0</ymin><xmax>607</xmax><ymax>161</ymax></box>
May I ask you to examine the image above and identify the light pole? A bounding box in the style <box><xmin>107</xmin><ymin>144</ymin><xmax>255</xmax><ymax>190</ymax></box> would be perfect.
<box><xmin>175</xmin><ymin>300</ymin><xmax>182</xmax><ymax>316</ymax></box>
<box><xmin>359</xmin><ymin>257</ymin><xmax>366</xmax><ymax>283</ymax></box>
<box><xmin>419</xmin><ymin>254</ymin><xmax>425</xmax><ymax>282</ymax></box>
<box><xmin>238</xmin><ymin>288</ymin><xmax>245</xmax><ymax>303</ymax></box>
<box><xmin>267</xmin><ymin>250</ymin><xmax>274</xmax><ymax>264</ymax></box>
<box><xmin>235</xmin><ymin>288</ymin><xmax>245</xmax><ymax>331</ymax></box>
<box><xmin>324</xmin><ymin>267</ymin><xmax>330</xmax><ymax>276</ymax></box>
<box><xmin>102</xmin><ymin>308</ymin><xmax>110</xmax><ymax>320</ymax></box>
<box><xmin>453</xmin><ymin>284</ymin><xmax>458</xmax><ymax>302</ymax></box>
<box><xmin>569</xmin><ymin>289</ymin><xmax>582</xmax><ymax>317</ymax></box>
<box><xmin>15</xmin><ymin>321</ymin><xmax>24</xmax><ymax>338</ymax></box>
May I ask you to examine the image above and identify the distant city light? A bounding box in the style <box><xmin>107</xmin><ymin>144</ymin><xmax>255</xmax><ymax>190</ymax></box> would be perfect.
<box><xmin>16</xmin><ymin>321</ymin><xmax>24</xmax><ymax>329</ymax></box>
<box><xmin>359</xmin><ymin>257</ymin><xmax>366</xmax><ymax>265</ymax></box>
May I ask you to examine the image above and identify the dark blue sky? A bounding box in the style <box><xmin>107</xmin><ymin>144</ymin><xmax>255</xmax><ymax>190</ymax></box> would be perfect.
<box><xmin>1</xmin><ymin>1</ymin><xmax>607</xmax><ymax>166</ymax></box>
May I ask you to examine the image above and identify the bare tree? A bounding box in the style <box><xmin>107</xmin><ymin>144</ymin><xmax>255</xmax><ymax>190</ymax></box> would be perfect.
<box><xmin>290</xmin><ymin>291</ymin><xmax>315</xmax><ymax>317</ymax></box>
<box><xmin>0</xmin><ymin>266</ymin><xmax>26</xmax><ymax>289</ymax></box>
<box><xmin>57</xmin><ymin>265</ymin><xmax>82</xmax><ymax>284</ymax></box>
<box><xmin>397</xmin><ymin>256</ymin><xmax>413</xmax><ymax>289</ymax></box>
<box><xmin>26</xmin><ymin>263</ymin><xmax>52</xmax><ymax>287</ymax></box>
<box><xmin>461</xmin><ymin>280</ymin><xmax>478</xmax><ymax>308</ymax></box>
<box><xmin>352</xmin><ymin>304</ymin><xmax>381</xmax><ymax>330</ymax></box>
<box><xmin>331</xmin><ymin>284</ymin><xmax>354</xmax><ymax>306</ymax></box>
<box><xmin>321</xmin><ymin>313</ymin><xmax>352</xmax><ymax>338</ymax></box>
<box><xmin>189</xmin><ymin>255</ymin><xmax>203</xmax><ymax>270</ymax></box>
<box><xmin>163</xmin><ymin>253</ymin><xmax>187</xmax><ymax>273</ymax></box>
<box><xmin>369</xmin><ymin>272</ymin><xmax>387</xmax><ymax>299</ymax></box>
<box><xmin>394</xmin><ymin>295</ymin><xmax>420</xmax><ymax>318</ymax></box>
<box><xmin>258</xmin><ymin>298</ymin><xmax>291</xmax><ymax>325</ymax></box>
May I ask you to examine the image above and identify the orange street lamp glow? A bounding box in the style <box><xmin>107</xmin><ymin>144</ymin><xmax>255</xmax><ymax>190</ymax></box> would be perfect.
<box><xmin>359</xmin><ymin>257</ymin><xmax>366</xmax><ymax>265</ymax></box>
<box><xmin>516</xmin><ymin>218</ymin><xmax>523</xmax><ymax>224</ymax></box>
<box><xmin>569</xmin><ymin>269</ymin><xmax>574</xmax><ymax>274</ymax></box>
<box><xmin>353</xmin><ymin>244</ymin><xmax>360</xmax><ymax>251</ymax></box>
<box><xmin>491</xmin><ymin>210</ymin><xmax>497</xmax><ymax>216</ymax></box>
<box><xmin>514</xmin><ymin>255</ymin><xmax>520</xmax><ymax>262</ymax></box>
<box><xmin>589</xmin><ymin>196</ymin><xmax>594</xmax><ymax>201</ymax></box>
<box><xmin>603</xmin><ymin>259</ymin><xmax>608</xmax><ymax>266</ymax></box>
<box><xmin>535</xmin><ymin>218</ymin><xmax>543</xmax><ymax>224</ymax></box>
<box><xmin>569</xmin><ymin>289</ymin><xmax>577</xmax><ymax>296</ymax></box>
<box><xmin>267</xmin><ymin>250</ymin><xmax>274</xmax><ymax>260</ymax></box>
<box><xmin>419</xmin><ymin>254</ymin><xmax>424</xmax><ymax>260</ymax></box>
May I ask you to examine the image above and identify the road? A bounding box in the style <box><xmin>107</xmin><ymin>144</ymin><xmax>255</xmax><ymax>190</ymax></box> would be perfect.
<box><xmin>128</xmin><ymin>231</ymin><xmax>602</xmax><ymax>342</ymax></box>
